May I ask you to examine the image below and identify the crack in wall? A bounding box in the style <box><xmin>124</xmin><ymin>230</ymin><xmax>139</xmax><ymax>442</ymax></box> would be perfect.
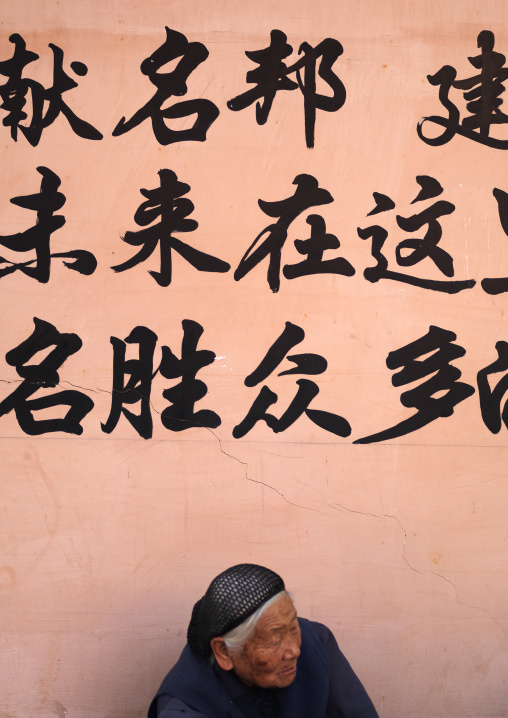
<box><xmin>205</xmin><ymin>427</ymin><xmax>508</xmax><ymax>642</ymax></box>
<box><xmin>206</xmin><ymin>427</ymin><xmax>332</xmax><ymax>517</ymax></box>
<box><xmin>1</xmin><ymin>378</ymin><xmax>507</xmax><ymax>641</ymax></box>
<box><xmin>429</xmin><ymin>570</ymin><xmax>508</xmax><ymax>639</ymax></box>
<box><xmin>0</xmin><ymin>377</ymin><xmax>112</xmax><ymax>396</ymax></box>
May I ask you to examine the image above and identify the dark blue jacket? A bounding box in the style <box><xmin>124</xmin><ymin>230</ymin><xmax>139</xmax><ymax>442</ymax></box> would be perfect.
<box><xmin>148</xmin><ymin>618</ymin><xmax>378</xmax><ymax>718</ymax></box>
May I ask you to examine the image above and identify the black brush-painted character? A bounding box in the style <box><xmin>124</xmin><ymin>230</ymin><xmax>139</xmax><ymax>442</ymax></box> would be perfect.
<box><xmin>0</xmin><ymin>166</ymin><xmax>97</xmax><ymax>283</ymax></box>
<box><xmin>477</xmin><ymin>341</ymin><xmax>508</xmax><ymax>433</ymax></box>
<box><xmin>0</xmin><ymin>317</ymin><xmax>94</xmax><ymax>435</ymax></box>
<box><xmin>418</xmin><ymin>30</ymin><xmax>508</xmax><ymax>149</ymax></box>
<box><xmin>358</xmin><ymin>175</ymin><xmax>475</xmax><ymax>293</ymax></box>
<box><xmin>228</xmin><ymin>29</ymin><xmax>346</xmax><ymax>148</ymax></box>
<box><xmin>235</xmin><ymin>174</ymin><xmax>353</xmax><ymax>292</ymax></box>
<box><xmin>112</xmin><ymin>169</ymin><xmax>230</xmax><ymax>286</ymax></box>
<box><xmin>233</xmin><ymin>321</ymin><xmax>351</xmax><ymax>438</ymax></box>
<box><xmin>355</xmin><ymin>325</ymin><xmax>475</xmax><ymax>444</ymax></box>
<box><xmin>481</xmin><ymin>188</ymin><xmax>508</xmax><ymax>294</ymax></box>
<box><xmin>113</xmin><ymin>27</ymin><xmax>219</xmax><ymax>145</ymax></box>
<box><xmin>102</xmin><ymin>320</ymin><xmax>220</xmax><ymax>439</ymax></box>
<box><xmin>0</xmin><ymin>33</ymin><xmax>102</xmax><ymax>146</ymax></box>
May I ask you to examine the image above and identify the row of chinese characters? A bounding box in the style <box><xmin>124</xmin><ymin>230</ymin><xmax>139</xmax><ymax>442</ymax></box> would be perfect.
<box><xmin>2</xmin><ymin>29</ymin><xmax>507</xmax><ymax>149</ymax></box>
<box><xmin>2</xmin><ymin>316</ymin><xmax>507</xmax><ymax>443</ymax></box>
<box><xmin>3</xmin><ymin>167</ymin><xmax>508</xmax><ymax>295</ymax></box>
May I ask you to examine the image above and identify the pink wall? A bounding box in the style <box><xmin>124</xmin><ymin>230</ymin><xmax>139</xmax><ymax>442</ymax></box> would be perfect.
<box><xmin>1</xmin><ymin>1</ymin><xmax>507</xmax><ymax>716</ymax></box>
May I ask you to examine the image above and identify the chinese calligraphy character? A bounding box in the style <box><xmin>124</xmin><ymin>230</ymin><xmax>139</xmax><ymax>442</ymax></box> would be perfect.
<box><xmin>113</xmin><ymin>27</ymin><xmax>219</xmax><ymax>145</ymax></box>
<box><xmin>0</xmin><ymin>317</ymin><xmax>94</xmax><ymax>435</ymax></box>
<box><xmin>0</xmin><ymin>33</ymin><xmax>103</xmax><ymax>146</ymax></box>
<box><xmin>235</xmin><ymin>173</ymin><xmax>354</xmax><ymax>292</ymax></box>
<box><xmin>358</xmin><ymin>175</ymin><xmax>476</xmax><ymax>293</ymax></box>
<box><xmin>481</xmin><ymin>188</ymin><xmax>508</xmax><ymax>294</ymax></box>
<box><xmin>233</xmin><ymin>321</ymin><xmax>351</xmax><ymax>438</ymax></box>
<box><xmin>355</xmin><ymin>326</ymin><xmax>475</xmax><ymax>444</ymax></box>
<box><xmin>417</xmin><ymin>30</ymin><xmax>508</xmax><ymax>149</ymax></box>
<box><xmin>102</xmin><ymin>320</ymin><xmax>220</xmax><ymax>438</ymax></box>
<box><xmin>477</xmin><ymin>341</ymin><xmax>508</xmax><ymax>433</ymax></box>
<box><xmin>228</xmin><ymin>30</ymin><xmax>346</xmax><ymax>148</ymax></box>
<box><xmin>0</xmin><ymin>166</ymin><xmax>97</xmax><ymax>283</ymax></box>
<box><xmin>111</xmin><ymin>169</ymin><xmax>230</xmax><ymax>286</ymax></box>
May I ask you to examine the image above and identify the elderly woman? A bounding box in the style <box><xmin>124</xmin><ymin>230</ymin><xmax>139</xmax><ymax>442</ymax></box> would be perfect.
<box><xmin>148</xmin><ymin>564</ymin><xmax>379</xmax><ymax>718</ymax></box>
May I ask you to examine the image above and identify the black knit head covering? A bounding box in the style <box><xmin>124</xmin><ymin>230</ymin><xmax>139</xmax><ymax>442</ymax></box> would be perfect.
<box><xmin>187</xmin><ymin>564</ymin><xmax>285</xmax><ymax>659</ymax></box>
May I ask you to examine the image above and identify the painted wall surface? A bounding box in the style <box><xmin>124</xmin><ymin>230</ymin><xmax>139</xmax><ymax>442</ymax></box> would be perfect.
<box><xmin>1</xmin><ymin>1</ymin><xmax>507</xmax><ymax>716</ymax></box>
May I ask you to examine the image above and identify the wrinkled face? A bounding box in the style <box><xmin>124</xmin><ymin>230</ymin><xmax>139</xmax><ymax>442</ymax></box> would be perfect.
<box><xmin>229</xmin><ymin>594</ymin><xmax>302</xmax><ymax>689</ymax></box>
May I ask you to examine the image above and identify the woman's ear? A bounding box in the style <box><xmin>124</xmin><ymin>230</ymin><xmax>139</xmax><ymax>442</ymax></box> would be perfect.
<box><xmin>210</xmin><ymin>637</ymin><xmax>235</xmax><ymax>671</ymax></box>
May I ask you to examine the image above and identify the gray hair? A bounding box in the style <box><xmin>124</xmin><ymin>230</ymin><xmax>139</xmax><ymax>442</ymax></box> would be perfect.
<box><xmin>223</xmin><ymin>590</ymin><xmax>290</xmax><ymax>652</ymax></box>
